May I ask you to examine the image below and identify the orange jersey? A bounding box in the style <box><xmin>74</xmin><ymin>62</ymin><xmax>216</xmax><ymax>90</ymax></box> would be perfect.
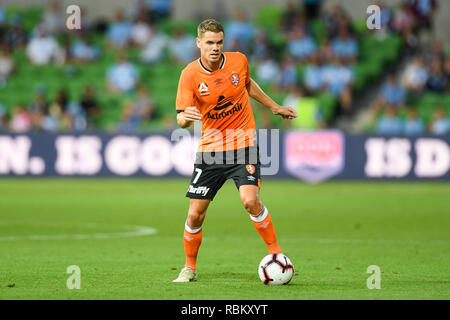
<box><xmin>176</xmin><ymin>52</ymin><xmax>256</xmax><ymax>152</ymax></box>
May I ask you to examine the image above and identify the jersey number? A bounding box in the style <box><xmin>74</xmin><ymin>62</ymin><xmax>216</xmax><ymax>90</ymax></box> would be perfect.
<box><xmin>193</xmin><ymin>168</ymin><xmax>202</xmax><ymax>184</ymax></box>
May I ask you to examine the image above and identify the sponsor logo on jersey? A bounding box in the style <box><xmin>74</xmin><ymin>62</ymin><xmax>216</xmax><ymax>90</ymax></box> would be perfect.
<box><xmin>284</xmin><ymin>131</ymin><xmax>345</xmax><ymax>183</ymax></box>
<box><xmin>214</xmin><ymin>78</ymin><xmax>223</xmax><ymax>85</ymax></box>
<box><xmin>188</xmin><ymin>185</ymin><xmax>210</xmax><ymax>196</ymax></box>
<box><xmin>198</xmin><ymin>82</ymin><xmax>209</xmax><ymax>96</ymax></box>
<box><xmin>213</xmin><ymin>95</ymin><xmax>234</xmax><ymax>111</ymax></box>
<box><xmin>205</xmin><ymin>102</ymin><xmax>243</xmax><ymax>120</ymax></box>
<box><xmin>247</xmin><ymin>175</ymin><xmax>256</xmax><ymax>181</ymax></box>
<box><xmin>246</xmin><ymin>164</ymin><xmax>255</xmax><ymax>175</ymax></box>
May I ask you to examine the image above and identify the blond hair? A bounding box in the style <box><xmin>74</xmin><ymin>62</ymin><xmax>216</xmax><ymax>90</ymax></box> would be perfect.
<box><xmin>197</xmin><ymin>18</ymin><xmax>224</xmax><ymax>38</ymax></box>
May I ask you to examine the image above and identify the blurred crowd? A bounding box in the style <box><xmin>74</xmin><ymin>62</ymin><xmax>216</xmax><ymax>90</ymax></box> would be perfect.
<box><xmin>253</xmin><ymin>1</ymin><xmax>358</xmax><ymax>118</ymax></box>
<box><xmin>0</xmin><ymin>0</ymin><xmax>170</xmax><ymax>132</ymax></box>
<box><xmin>371</xmin><ymin>43</ymin><xmax>450</xmax><ymax>135</ymax></box>
<box><xmin>0</xmin><ymin>0</ymin><xmax>449</xmax><ymax>135</ymax></box>
<box><xmin>369</xmin><ymin>1</ymin><xmax>450</xmax><ymax>136</ymax></box>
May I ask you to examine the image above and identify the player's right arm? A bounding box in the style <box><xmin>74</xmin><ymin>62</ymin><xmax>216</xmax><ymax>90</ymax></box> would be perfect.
<box><xmin>176</xmin><ymin>68</ymin><xmax>202</xmax><ymax>128</ymax></box>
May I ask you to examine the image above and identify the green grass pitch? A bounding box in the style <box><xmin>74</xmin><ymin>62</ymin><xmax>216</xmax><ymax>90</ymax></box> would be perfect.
<box><xmin>0</xmin><ymin>179</ymin><xmax>449</xmax><ymax>300</ymax></box>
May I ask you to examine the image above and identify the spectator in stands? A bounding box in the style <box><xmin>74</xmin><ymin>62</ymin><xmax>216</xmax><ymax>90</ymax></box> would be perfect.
<box><xmin>404</xmin><ymin>107</ymin><xmax>425</xmax><ymax>136</ymax></box>
<box><xmin>107</xmin><ymin>11</ymin><xmax>133</xmax><ymax>49</ymax></box>
<box><xmin>287</xmin><ymin>28</ymin><xmax>317</xmax><ymax>62</ymax></box>
<box><xmin>283</xmin><ymin>86</ymin><xmax>325</xmax><ymax>129</ymax></box>
<box><xmin>140</xmin><ymin>25</ymin><xmax>168</xmax><ymax>64</ymax></box>
<box><xmin>371</xmin><ymin>74</ymin><xmax>406</xmax><ymax>117</ymax></box>
<box><xmin>376</xmin><ymin>106</ymin><xmax>403</xmax><ymax>135</ymax></box>
<box><xmin>281</xmin><ymin>1</ymin><xmax>301</xmax><ymax>33</ymax></box>
<box><xmin>129</xmin><ymin>0</ymin><xmax>146</xmax><ymax>21</ymax></box>
<box><xmin>106</xmin><ymin>52</ymin><xmax>140</xmax><ymax>93</ymax></box>
<box><xmin>130</xmin><ymin>11</ymin><xmax>154</xmax><ymax>48</ymax></box>
<box><xmin>0</xmin><ymin>104</ymin><xmax>7</xmax><ymax>130</ymax></box>
<box><xmin>41</xmin><ymin>103</ymin><xmax>63</xmax><ymax>132</ymax></box>
<box><xmin>0</xmin><ymin>7</ymin><xmax>4</xmax><ymax>26</ymax></box>
<box><xmin>274</xmin><ymin>55</ymin><xmax>298</xmax><ymax>91</ymax></box>
<box><xmin>393</xmin><ymin>2</ymin><xmax>418</xmax><ymax>50</ymax></box>
<box><xmin>71</xmin><ymin>33</ymin><xmax>100</xmax><ymax>62</ymax></box>
<box><xmin>134</xmin><ymin>85</ymin><xmax>154</xmax><ymax>121</ymax></box>
<box><xmin>286</xmin><ymin>13</ymin><xmax>309</xmax><ymax>36</ymax></box>
<box><xmin>80</xmin><ymin>85</ymin><xmax>101</xmax><ymax>126</ymax></box>
<box><xmin>303</xmin><ymin>53</ymin><xmax>324</xmax><ymax>94</ymax></box>
<box><xmin>42</xmin><ymin>1</ymin><xmax>63</xmax><ymax>35</ymax></box>
<box><xmin>320</xmin><ymin>37</ymin><xmax>335</xmax><ymax>62</ymax></box>
<box><xmin>445</xmin><ymin>57</ymin><xmax>450</xmax><ymax>79</ymax></box>
<box><xmin>28</xmin><ymin>91</ymin><xmax>49</xmax><ymax>129</ymax></box>
<box><xmin>322</xmin><ymin>57</ymin><xmax>354</xmax><ymax>112</ymax></box>
<box><xmin>10</xmin><ymin>105</ymin><xmax>33</xmax><ymax>133</ymax></box>
<box><xmin>255</xmin><ymin>53</ymin><xmax>279</xmax><ymax>86</ymax></box>
<box><xmin>50</xmin><ymin>88</ymin><xmax>69</xmax><ymax>115</ymax></box>
<box><xmin>118</xmin><ymin>99</ymin><xmax>141</xmax><ymax>133</ymax></box>
<box><xmin>401</xmin><ymin>55</ymin><xmax>428</xmax><ymax>93</ymax></box>
<box><xmin>426</xmin><ymin>60</ymin><xmax>448</xmax><ymax>93</ymax></box>
<box><xmin>4</xmin><ymin>15</ymin><xmax>27</xmax><ymax>50</ymax></box>
<box><xmin>380</xmin><ymin>74</ymin><xmax>406</xmax><ymax>108</ymax></box>
<box><xmin>323</xmin><ymin>4</ymin><xmax>353</xmax><ymax>39</ymax></box>
<box><xmin>425</xmin><ymin>41</ymin><xmax>446</xmax><ymax>65</ymax></box>
<box><xmin>251</xmin><ymin>30</ymin><xmax>271</xmax><ymax>62</ymax></box>
<box><xmin>168</xmin><ymin>28</ymin><xmax>196</xmax><ymax>64</ymax></box>
<box><xmin>224</xmin><ymin>12</ymin><xmax>255</xmax><ymax>53</ymax></box>
<box><xmin>26</xmin><ymin>26</ymin><xmax>62</xmax><ymax>65</ymax></box>
<box><xmin>323</xmin><ymin>4</ymin><xmax>342</xmax><ymax>39</ymax></box>
<box><xmin>147</xmin><ymin>0</ymin><xmax>173</xmax><ymax>23</ymax></box>
<box><xmin>66</xmin><ymin>101</ymin><xmax>87</xmax><ymax>131</ymax></box>
<box><xmin>372</xmin><ymin>0</ymin><xmax>394</xmax><ymax>38</ymax></box>
<box><xmin>429</xmin><ymin>107</ymin><xmax>450</xmax><ymax>135</ymax></box>
<box><xmin>0</xmin><ymin>44</ymin><xmax>15</xmax><ymax>87</ymax></box>
<box><xmin>331</xmin><ymin>27</ymin><xmax>358</xmax><ymax>64</ymax></box>
<box><xmin>411</xmin><ymin>0</ymin><xmax>438</xmax><ymax>31</ymax></box>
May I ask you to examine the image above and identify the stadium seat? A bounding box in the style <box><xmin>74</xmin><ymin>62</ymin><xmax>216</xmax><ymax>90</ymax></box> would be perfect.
<box><xmin>253</xmin><ymin>4</ymin><xmax>285</xmax><ymax>30</ymax></box>
<box><xmin>158</xmin><ymin>19</ymin><xmax>200</xmax><ymax>36</ymax></box>
<box><xmin>5</xmin><ymin>6</ymin><xmax>43</xmax><ymax>32</ymax></box>
<box><xmin>310</xmin><ymin>19</ymin><xmax>326</xmax><ymax>44</ymax></box>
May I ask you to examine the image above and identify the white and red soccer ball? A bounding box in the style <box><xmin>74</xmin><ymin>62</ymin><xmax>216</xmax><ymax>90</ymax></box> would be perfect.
<box><xmin>258</xmin><ymin>253</ymin><xmax>294</xmax><ymax>285</ymax></box>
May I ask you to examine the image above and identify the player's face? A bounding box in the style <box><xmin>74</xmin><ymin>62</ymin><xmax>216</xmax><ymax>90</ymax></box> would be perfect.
<box><xmin>197</xmin><ymin>31</ymin><xmax>224</xmax><ymax>65</ymax></box>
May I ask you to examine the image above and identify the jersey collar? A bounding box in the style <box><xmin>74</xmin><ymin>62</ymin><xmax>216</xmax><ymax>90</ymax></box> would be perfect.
<box><xmin>198</xmin><ymin>53</ymin><xmax>226</xmax><ymax>73</ymax></box>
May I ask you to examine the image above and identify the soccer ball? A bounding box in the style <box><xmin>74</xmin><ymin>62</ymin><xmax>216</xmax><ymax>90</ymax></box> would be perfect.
<box><xmin>258</xmin><ymin>253</ymin><xmax>294</xmax><ymax>285</ymax></box>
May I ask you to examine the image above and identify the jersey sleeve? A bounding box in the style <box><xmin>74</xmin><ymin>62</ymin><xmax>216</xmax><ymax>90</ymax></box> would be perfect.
<box><xmin>176</xmin><ymin>68</ymin><xmax>195</xmax><ymax>113</ymax></box>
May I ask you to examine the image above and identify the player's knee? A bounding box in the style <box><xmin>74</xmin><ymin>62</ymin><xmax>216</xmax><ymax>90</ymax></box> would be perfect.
<box><xmin>188</xmin><ymin>207</ymin><xmax>206</xmax><ymax>220</ymax></box>
<box><xmin>187</xmin><ymin>203</ymin><xmax>208</xmax><ymax>227</ymax></box>
<box><xmin>242</xmin><ymin>197</ymin><xmax>261</xmax><ymax>215</ymax></box>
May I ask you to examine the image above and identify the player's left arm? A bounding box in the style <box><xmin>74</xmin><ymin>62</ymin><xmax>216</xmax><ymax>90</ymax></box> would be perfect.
<box><xmin>246</xmin><ymin>78</ymin><xmax>298</xmax><ymax>120</ymax></box>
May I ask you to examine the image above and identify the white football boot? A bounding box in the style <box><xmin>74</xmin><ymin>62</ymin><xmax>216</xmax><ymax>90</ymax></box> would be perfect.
<box><xmin>172</xmin><ymin>267</ymin><xmax>198</xmax><ymax>282</ymax></box>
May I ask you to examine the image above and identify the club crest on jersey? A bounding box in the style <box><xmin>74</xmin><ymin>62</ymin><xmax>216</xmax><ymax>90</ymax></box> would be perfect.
<box><xmin>231</xmin><ymin>72</ymin><xmax>239</xmax><ymax>86</ymax></box>
<box><xmin>246</xmin><ymin>164</ymin><xmax>255</xmax><ymax>175</ymax></box>
<box><xmin>198</xmin><ymin>82</ymin><xmax>209</xmax><ymax>96</ymax></box>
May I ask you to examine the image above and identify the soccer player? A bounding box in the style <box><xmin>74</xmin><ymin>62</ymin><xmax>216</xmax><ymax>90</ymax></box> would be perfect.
<box><xmin>173</xmin><ymin>18</ymin><xmax>297</xmax><ymax>282</ymax></box>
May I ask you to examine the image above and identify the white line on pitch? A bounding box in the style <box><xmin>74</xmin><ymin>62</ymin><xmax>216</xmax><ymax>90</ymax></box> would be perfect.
<box><xmin>0</xmin><ymin>225</ymin><xmax>157</xmax><ymax>241</ymax></box>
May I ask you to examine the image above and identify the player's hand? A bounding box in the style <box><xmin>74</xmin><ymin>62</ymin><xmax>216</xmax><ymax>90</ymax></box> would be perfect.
<box><xmin>181</xmin><ymin>106</ymin><xmax>202</xmax><ymax>122</ymax></box>
<box><xmin>273</xmin><ymin>106</ymin><xmax>298</xmax><ymax>120</ymax></box>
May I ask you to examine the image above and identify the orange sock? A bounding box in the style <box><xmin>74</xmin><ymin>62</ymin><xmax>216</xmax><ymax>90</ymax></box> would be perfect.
<box><xmin>183</xmin><ymin>223</ymin><xmax>202</xmax><ymax>270</ymax></box>
<box><xmin>250</xmin><ymin>205</ymin><xmax>282</xmax><ymax>254</ymax></box>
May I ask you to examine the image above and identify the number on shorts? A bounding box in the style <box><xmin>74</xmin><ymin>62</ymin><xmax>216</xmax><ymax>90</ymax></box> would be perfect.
<box><xmin>192</xmin><ymin>168</ymin><xmax>202</xmax><ymax>184</ymax></box>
